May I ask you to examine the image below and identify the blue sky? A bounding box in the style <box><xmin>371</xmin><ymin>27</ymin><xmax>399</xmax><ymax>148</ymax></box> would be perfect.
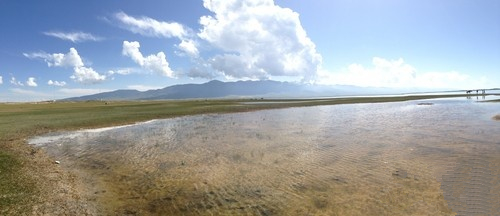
<box><xmin>1</xmin><ymin>0</ymin><xmax>499</xmax><ymax>101</ymax></box>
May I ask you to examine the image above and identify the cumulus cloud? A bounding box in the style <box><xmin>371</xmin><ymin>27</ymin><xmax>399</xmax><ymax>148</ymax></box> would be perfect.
<box><xmin>113</xmin><ymin>12</ymin><xmax>199</xmax><ymax>59</ymax></box>
<box><xmin>24</xmin><ymin>48</ymin><xmax>106</xmax><ymax>84</ymax></box>
<box><xmin>70</xmin><ymin>66</ymin><xmax>106</xmax><ymax>84</ymax></box>
<box><xmin>317</xmin><ymin>57</ymin><xmax>487</xmax><ymax>89</ymax></box>
<box><xmin>24</xmin><ymin>48</ymin><xmax>84</xmax><ymax>68</ymax></box>
<box><xmin>177</xmin><ymin>39</ymin><xmax>199</xmax><ymax>57</ymax></box>
<box><xmin>47</xmin><ymin>80</ymin><xmax>67</xmax><ymax>86</ymax></box>
<box><xmin>122</xmin><ymin>41</ymin><xmax>174</xmax><ymax>77</ymax></box>
<box><xmin>10</xmin><ymin>77</ymin><xmax>23</xmax><ymax>86</ymax></box>
<box><xmin>26</xmin><ymin>77</ymin><xmax>37</xmax><ymax>87</ymax></box>
<box><xmin>43</xmin><ymin>31</ymin><xmax>103</xmax><ymax>43</ymax></box>
<box><xmin>198</xmin><ymin>0</ymin><xmax>322</xmax><ymax>80</ymax></box>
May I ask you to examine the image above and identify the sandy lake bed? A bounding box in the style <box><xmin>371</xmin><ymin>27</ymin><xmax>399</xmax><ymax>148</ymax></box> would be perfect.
<box><xmin>28</xmin><ymin>97</ymin><xmax>500</xmax><ymax>215</ymax></box>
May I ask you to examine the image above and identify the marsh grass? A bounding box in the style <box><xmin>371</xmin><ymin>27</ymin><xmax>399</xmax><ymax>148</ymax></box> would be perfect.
<box><xmin>0</xmin><ymin>152</ymin><xmax>36</xmax><ymax>207</ymax></box>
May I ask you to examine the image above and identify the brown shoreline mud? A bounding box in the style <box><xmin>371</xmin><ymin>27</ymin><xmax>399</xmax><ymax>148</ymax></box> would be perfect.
<box><xmin>2</xmin><ymin>96</ymin><xmax>499</xmax><ymax>215</ymax></box>
<box><xmin>1</xmin><ymin>137</ymin><xmax>100</xmax><ymax>215</ymax></box>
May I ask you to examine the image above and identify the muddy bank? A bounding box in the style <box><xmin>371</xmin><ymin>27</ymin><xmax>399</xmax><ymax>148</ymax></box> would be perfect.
<box><xmin>494</xmin><ymin>114</ymin><xmax>500</xmax><ymax>121</ymax></box>
<box><xmin>1</xmin><ymin>136</ymin><xmax>100</xmax><ymax>215</ymax></box>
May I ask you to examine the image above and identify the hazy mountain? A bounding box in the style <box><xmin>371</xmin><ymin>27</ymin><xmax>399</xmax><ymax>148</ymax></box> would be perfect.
<box><xmin>63</xmin><ymin>80</ymin><xmax>299</xmax><ymax>101</ymax></box>
<box><xmin>61</xmin><ymin>80</ymin><xmax>428</xmax><ymax>101</ymax></box>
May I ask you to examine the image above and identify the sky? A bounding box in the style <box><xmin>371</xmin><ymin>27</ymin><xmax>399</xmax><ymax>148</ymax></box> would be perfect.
<box><xmin>0</xmin><ymin>0</ymin><xmax>499</xmax><ymax>101</ymax></box>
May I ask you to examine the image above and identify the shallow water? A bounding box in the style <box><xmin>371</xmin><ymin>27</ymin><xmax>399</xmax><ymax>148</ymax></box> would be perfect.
<box><xmin>31</xmin><ymin>98</ymin><xmax>500</xmax><ymax>215</ymax></box>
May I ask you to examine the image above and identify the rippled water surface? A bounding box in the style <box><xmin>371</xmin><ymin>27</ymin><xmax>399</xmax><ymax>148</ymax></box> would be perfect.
<box><xmin>31</xmin><ymin>98</ymin><xmax>500</xmax><ymax>215</ymax></box>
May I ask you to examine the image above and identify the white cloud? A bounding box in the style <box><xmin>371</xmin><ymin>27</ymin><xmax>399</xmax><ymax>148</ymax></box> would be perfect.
<box><xmin>43</xmin><ymin>31</ymin><xmax>103</xmax><ymax>43</ymax></box>
<box><xmin>317</xmin><ymin>57</ymin><xmax>489</xmax><ymax>89</ymax></box>
<box><xmin>70</xmin><ymin>66</ymin><xmax>106</xmax><ymax>84</ymax></box>
<box><xmin>107</xmin><ymin>68</ymin><xmax>135</xmax><ymax>75</ymax></box>
<box><xmin>122</xmin><ymin>41</ymin><xmax>174</xmax><ymax>77</ymax></box>
<box><xmin>24</xmin><ymin>48</ymin><xmax>84</xmax><ymax>68</ymax></box>
<box><xmin>177</xmin><ymin>39</ymin><xmax>199</xmax><ymax>57</ymax></box>
<box><xmin>113</xmin><ymin>12</ymin><xmax>199</xmax><ymax>59</ymax></box>
<box><xmin>122</xmin><ymin>41</ymin><xmax>144</xmax><ymax>65</ymax></box>
<box><xmin>47</xmin><ymin>80</ymin><xmax>67</xmax><ymax>86</ymax></box>
<box><xmin>26</xmin><ymin>77</ymin><xmax>37</xmax><ymax>87</ymax></box>
<box><xmin>318</xmin><ymin>57</ymin><xmax>417</xmax><ymax>88</ymax></box>
<box><xmin>114</xmin><ymin>12</ymin><xmax>186</xmax><ymax>38</ymax></box>
<box><xmin>412</xmin><ymin>71</ymin><xmax>486</xmax><ymax>89</ymax></box>
<box><xmin>184</xmin><ymin>66</ymin><xmax>217</xmax><ymax>79</ymax></box>
<box><xmin>127</xmin><ymin>85</ymin><xmax>162</xmax><ymax>91</ymax></box>
<box><xmin>24</xmin><ymin>48</ymin><xmax>106</xmax><ymax>84</ymax></box>
<box><xmin>198</xmin><ymin>0</ymin><xmax>322</xmax><ymax>81</ymax></box>
<box><xmin>0</xmin><ymin>76</ymin><xmax>3</xmax><ymax>85</ymax></box>
<box><xmin>59</xmin><ymin>88</ymin><xmax>110</xmax><ymax>95</ymax></box>
<box><xmin>10</xmin><ymin>77</ymin><xmax>24</xmax><ymax>86</ymax></box>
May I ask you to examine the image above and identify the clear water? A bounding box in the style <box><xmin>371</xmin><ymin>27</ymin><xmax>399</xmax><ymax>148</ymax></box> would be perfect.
<box><xmin>31</xmin><ymin>99</ymin><xmax>500</xmax><ymax>215</ymax></box>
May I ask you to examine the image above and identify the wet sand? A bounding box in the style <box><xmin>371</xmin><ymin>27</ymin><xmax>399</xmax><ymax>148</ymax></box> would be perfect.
<box><xmin>30</xmin><ymin>99</ymin><xmax>500</xmax><ymax>215</ymax></box>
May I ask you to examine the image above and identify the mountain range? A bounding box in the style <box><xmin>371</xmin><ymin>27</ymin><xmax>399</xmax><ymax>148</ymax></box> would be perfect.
<box><xmin>62</xmin><ymin>80</ymin><xmax>423</xmax><ymax>101</ymax></box>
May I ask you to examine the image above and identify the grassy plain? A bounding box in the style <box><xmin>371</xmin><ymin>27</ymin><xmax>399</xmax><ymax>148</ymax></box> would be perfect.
<box><xmin>0</xmin><ymin>94</ymin><xmax>493</xmax><ymax>214</ymax></box>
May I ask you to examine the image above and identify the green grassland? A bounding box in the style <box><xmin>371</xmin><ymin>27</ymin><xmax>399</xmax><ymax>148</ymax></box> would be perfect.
<box><xmin>0</xmin><ymin>94</ymin><xmax>494</xmax><ymax>213</ymax></box>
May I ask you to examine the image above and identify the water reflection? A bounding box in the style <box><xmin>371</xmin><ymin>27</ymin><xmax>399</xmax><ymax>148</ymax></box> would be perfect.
<box><xmin>31</xmin><ymin>99</ymin><xmax>500</xmax><ymax>215</ymax></box>
<box><xmin>466</xmin><ymin>95</ymin><xmax>486</xmax><ymax>101</ymax></box>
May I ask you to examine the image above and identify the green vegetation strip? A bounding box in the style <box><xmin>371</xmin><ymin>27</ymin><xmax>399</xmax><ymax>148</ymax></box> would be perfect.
<box><xmin>0</xmin><ymin>152</ymin><xmax>30</xmax><ymax>204</ymax></box>
<box><xmin>0</xmin><ymin>94</ymin><xmax>495</xmax><ymax>212</ymax></box>
<box><xmin>484</xmin><ymin>99</ymin><xmax>500</xmax><ymax>103</ymax></box>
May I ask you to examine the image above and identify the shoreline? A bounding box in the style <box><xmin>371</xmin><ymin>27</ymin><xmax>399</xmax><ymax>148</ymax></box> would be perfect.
<box><xmin>28</xmin><ymin>119</ymin><xmax>159</xmax><ymax>147</ymax></box>
<box><xmin>1</xmin><ymin>94</ymin><xmax>498</xmax><ymax>214</ymax></box>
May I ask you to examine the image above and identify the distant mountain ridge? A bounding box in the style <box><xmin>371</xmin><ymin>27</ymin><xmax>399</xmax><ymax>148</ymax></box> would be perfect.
<box><xmin>63</xmin><ymin>80</ymin><xmax>307</xmax><ymax>101</ymax></box>
<box><xmin>61</xmin><ymin>80</ymin><xmax>437</xmax><ymax>101</ymax></box>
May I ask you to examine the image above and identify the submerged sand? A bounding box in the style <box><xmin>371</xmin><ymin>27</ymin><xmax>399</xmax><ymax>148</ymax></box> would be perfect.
<box><xmin>7</xmin><ymin>96</ymin><xmax>499</xmax><ymax>215</ymax></box>
<box><xmin>29</xmin><ymin>99</ymin><xmax>500</xmax><ymax>215</ymax></box>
